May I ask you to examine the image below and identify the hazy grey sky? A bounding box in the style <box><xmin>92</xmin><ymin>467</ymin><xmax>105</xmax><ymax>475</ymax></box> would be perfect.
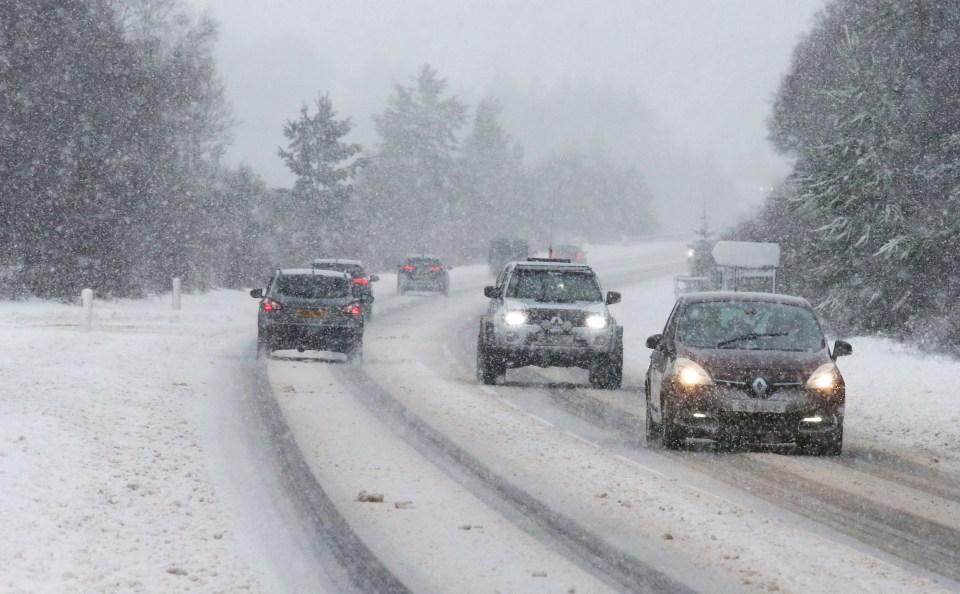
<box><xmin>184</xmin><ymin>0</ymin><xmax>826</xmax><ymax>227</ymax></box>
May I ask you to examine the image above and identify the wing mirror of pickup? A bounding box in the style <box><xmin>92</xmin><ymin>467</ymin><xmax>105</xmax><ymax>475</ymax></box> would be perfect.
<box><xmin>606</xmin><ymin>291</ymin><xmax>621</xmax><ymax>305</ymax></box>
<box><xmin>483</xmin><ymin>286</ymin><xmax>498</xmax><ymax>298</ymax></box>
<box><xmin>250</xmin><ymin>288</ymin><xmax>263</xmax><ymax>299</ymax></box>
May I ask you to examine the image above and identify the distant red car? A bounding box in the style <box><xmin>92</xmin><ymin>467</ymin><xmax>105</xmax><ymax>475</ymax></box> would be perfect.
<box><xmin>550</xmin><ymin>244</ymin><xmax>587</xmax><ymax>263</ymax></box>
<box><xmin>397</xmin><ymin>255</ymin><xmax>449</xmax><ymax>296</ymax></box>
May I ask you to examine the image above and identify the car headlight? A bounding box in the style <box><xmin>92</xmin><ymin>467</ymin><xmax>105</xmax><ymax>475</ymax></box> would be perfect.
<box><xmin>503</xmin><ymin>310</ymin><xmax>527</xmax><ymax>326</ymax></box>
<box><xmin>674</xmin><ymin>358</ymin><xmax>713</xmax><ymax>387</ymax></box>
<box><xmin>585</xmin><ymin>314</ymin><xmax>607</xmax><ymax>329</ymax></box>
<box><xmin>806</xmin><ymin>363</ymin><xmax>839</xmax><ymax>390</ymax></box>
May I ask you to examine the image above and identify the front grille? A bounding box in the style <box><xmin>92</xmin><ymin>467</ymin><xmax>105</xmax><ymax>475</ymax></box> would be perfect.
<box><xmin>525</xmin><ymin>308</ymin><xmax>587</xmax><ymax>326</ymax></box>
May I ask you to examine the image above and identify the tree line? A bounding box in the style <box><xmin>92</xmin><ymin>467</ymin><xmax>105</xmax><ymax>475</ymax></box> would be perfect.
<box><xmin>733</xmin><ymin>0</ymin><xmax>960</xmax><ymax>350</ymax></box>
<box><xmin>270</xmin><ymin>65</ymin><xmax>658</xmax><ymax>273</ymax></box>
<box><xmin>0</xmin><ymin>0</ymin><xmax>657</xmax><ymax>300</ymax></box>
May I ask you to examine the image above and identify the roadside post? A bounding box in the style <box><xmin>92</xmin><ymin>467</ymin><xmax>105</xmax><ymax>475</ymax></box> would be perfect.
<box><xmin>172</xmin><ymin>277</ymin><xmax>181</xmax><ymax>310</ymax></box>
<box><xmin>81</xmin><ymin>288</ymin><xmax>93</xmax><ymax>331</ymax></box>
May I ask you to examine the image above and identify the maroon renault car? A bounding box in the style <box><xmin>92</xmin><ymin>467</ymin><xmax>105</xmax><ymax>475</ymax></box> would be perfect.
<box><xmin>644</xmin><ymin>292</ymin><xmax>851</xmax><ymax>455</ymax></box>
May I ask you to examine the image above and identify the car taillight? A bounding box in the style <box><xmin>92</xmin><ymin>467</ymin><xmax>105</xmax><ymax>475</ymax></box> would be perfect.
<box><xmin>575</xmin><ymin>252</ymin><xmax>583</xmax><ymax>260</ymax></box>
<box><xmin>352</xmin><ymin>277</ymin><xmax>370</xmax><ymax>285</ymax></box>
<box><xmin>261</xmin><ymin>299</ymin><xmax>283</xmax><ymax>311</ymax></box>
<box><xmin>403</xmin><ymin>265</ymin><xmax>414</xmax><ymax>271</ymax></box>
<box><xmin>430</xmin><ymin>266</ymin><xmax>441</xmax><ymax>271</ymax></box>
<box><xmin>341</xmin><ymin>302</ymin><xmax>362</xmax><ymax>316</ymax></box>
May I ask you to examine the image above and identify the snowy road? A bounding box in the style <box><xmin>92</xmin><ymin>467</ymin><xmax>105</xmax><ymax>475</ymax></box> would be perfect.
<box><xmin>262</xmin><ymin>242</ymin><xmax>960</xmax><ymax>593</ymax></box>
<box><xmin>4</xmin><ymin>240</ymin><xmax>960</xmax><ymax>593</ymax></box>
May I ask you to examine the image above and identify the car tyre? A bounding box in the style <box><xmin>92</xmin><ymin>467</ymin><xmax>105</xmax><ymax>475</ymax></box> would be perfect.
<box><xmin>256</xmin><ymin>330</ymin><xmax>271</xmax><ymax>360</ymax></box>
<box><xmin>589</xmin><ymin>355</ymin><xmax>622</xmax><ymax>389</ymax></box>
<box><xmin>476</xmin><ymin>337</ymin><xmax>504</xmax><ymax>385</ymax></box>
<box><xmin>645</xmin><ymin>379</ymin><xmax>659</xmax><ymax>441</ymax></box>
<box><xmin>797</xmin><ymin>423</ymin><xmax>843</xmax><ymax>456</ymax></box>
<box><xmin>346</xmin><ymin>339</ymin><xmax>363</xmax><ymax>364</ymax></box>
<box><xmin>661</xmin><ymin>395</ymin><xmax>683</xmax><ymax>450</ymax></box>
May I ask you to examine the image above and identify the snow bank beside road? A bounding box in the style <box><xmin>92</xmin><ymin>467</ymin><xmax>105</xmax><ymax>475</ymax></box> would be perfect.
<box><xmin>0</xmin><ymin>293</ymin><xmax>272</xmax><ymax>593</ymax></box>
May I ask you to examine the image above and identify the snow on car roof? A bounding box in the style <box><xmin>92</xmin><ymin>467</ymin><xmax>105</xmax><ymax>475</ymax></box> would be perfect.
<box><xmin>404</xmin><ymin>254</ymin><xmax>441</xmax><ymax>260</ymax></box>
<box><xmin>312</xmin><ymin>258</ymin><xmax>363</xmax><ymax>266</ymax></box>
<box><xmin>278</xmin><ymin>268</ymin><xmax>351</xmax><ymax>278</ymax></box>
<box><xmin>711</xmin><ymin>241</ymin><xmax>780</xmax><ymax>268</ymax></box>
<box><xmin>515</xmin><ymin>260</ymin><xmax>592</xmax><ymax>271</ymax></box>
<box><xmin>681</xmin><ymin>291</ymin><xmax>811</xmax><ymax>308</ymax></box>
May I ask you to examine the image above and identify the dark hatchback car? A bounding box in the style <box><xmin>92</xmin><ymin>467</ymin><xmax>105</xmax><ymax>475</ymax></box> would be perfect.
<box><xmin>311</xmin><ymin>258</ymin><xmax>379</xmax><ymax>321</ymax></box>
<box><xmin>644</xmin><ymin>292</ymin><xmax>851</xmax><ymax>455</ymax></box>
<box><xmin>397</xmin><ymin>255</ymin><xmax>449</xmax><ymax>296</ymax></box>
<box><xmin>251</xmin><ymin>268</ymin><xmax>372</xmax><ymax>361</ymax></box>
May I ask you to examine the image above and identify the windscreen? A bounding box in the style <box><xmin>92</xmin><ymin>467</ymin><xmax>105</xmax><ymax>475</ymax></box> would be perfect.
<box><xmin>677</xmin><ymin>301</ymin><xmax>825</xmax><ymax>351</ymax></box>
<box><xmin>506</xmin><ymin>269</ymin><xmax>602</xmax><ymax>302</ymax></box>
<box><xmin>276</xmin><ymin>275</ymin><xmax>350</xmax><ymax>299</ymax></box>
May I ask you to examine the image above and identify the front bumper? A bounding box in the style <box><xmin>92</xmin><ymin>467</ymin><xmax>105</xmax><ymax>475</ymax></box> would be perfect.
<box><xmin>667</xmin><ymin>385</ymin><xmax>843</xmax><ymax>442</ymax></box>
<box><xmin>491</xmin><ymin>325</ymin><xmax>619</xmax><ymax>368</ymax></box>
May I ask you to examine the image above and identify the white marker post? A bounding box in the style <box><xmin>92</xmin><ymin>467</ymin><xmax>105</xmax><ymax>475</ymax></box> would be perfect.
<box><xmin>81</xmin><ymin>288</ymin><xmax>93</xmax><ymax>332</ymax></box>
<box><xmin>172</xmin><ymin>277</ymin><xmax>181</xmax><ymax>310</ymax></box>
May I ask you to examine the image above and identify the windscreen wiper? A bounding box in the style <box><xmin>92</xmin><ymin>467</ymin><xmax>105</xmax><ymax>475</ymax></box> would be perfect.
<box><xmin>716</xmin><ymin>332</ymin><xmax>788</xmax><ymax>348</ymax></box>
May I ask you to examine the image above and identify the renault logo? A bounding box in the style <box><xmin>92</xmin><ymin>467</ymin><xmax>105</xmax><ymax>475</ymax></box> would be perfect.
<box><xmin>751</xmin><ymin>377</ymin><xmax>769</xmax><ymax>397</ymax></box>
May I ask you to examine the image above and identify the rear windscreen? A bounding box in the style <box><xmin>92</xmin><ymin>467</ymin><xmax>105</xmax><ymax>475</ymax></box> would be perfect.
<box><xmin>314</xmin><ymin>263</ymin><xmax>363</xmax><ymax>276</ymax></box>
<box><xmin>276</xmin><ymin>275</ymin><xmax>350</xmax><ymax>298</ymax></box>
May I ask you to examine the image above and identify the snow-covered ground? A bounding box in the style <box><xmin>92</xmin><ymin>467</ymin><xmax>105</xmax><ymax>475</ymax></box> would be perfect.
<box><xmin>1</xmin><ymin>240</ymin><xmax>958</xmax><ymax>592</ymax></box>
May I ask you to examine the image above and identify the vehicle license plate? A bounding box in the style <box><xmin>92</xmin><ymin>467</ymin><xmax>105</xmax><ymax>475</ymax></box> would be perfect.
<box><xmin>728</xmin><ymin>399</ymin><xmax>787</xmax><ymax>414</ymax></box>
<box><xmin>296</xmin><ymin>309</ymin><xmax>328</xmax><ymax>318</ymax></box>
<box><xmin>536</xmin><ymin>332</ymin><xmax>573</xmax><ymax>345</ymax></box>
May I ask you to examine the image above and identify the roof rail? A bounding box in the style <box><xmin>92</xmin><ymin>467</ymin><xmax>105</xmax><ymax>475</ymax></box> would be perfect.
<box><xmin>527</xmin><ymin>257</ymin><xmax>571</xmax><ymax>263</ymax></box>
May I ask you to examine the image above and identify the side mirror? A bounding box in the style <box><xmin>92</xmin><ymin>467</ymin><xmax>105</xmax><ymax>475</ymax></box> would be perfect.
<box><xmin>605</xmin><ymin>291</ymin><xmax>621</xmax><ymax>305</ymax></box>
<box><xmin>645</xmin><ymin>334</ymin><xmax>664</xmax><ymax>350</ymax></box>
<box><xmin>250</xmin><ymin>288</ymin><xmax>263</xmax><ymax>299</ymax></box>
<box><xmin>832</xmin><ymin>340</ymin><xmax>852</xmax><ymax>358</ymax></box>
<box><xmin>483</xmin><ymin>286</ymin><xmax>498</xmax><ymax>298</ymax></box>
<box><xmin>360</xmin><ymin>293</ymin><xmax>374</xmax><ymax>304</ymax></box>
<box><xmin>369</xmin><ymin>274</ymin><xmax>380</xmax><ymax>282</ymax></box>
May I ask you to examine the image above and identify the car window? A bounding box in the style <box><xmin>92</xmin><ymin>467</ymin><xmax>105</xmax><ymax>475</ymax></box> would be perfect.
<box><xmin>407</xmin><ymin>259</ymin><xmax>441</xmax><ymax>268</ymax></box>
<box><xmin>275</xmin><ymin>275</ymin><xmax>351</xmax><ymax>299</ymax></box>
<box><xmin>315</xmin><ymin>263</ymin><xmax>364</xmax><ymax>276</ymax></box>
<box><xmin>505</xmin><ymin>269</ymin><xmax>602</xmax><ymax>302</ymax></box>
<box><xmin>676</xmin><ymin>301</ymin><xmax>825</xmax><ymax>351</ymax></box>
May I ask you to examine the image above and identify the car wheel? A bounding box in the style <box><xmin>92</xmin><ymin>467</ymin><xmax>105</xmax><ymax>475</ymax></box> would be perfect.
<box><xmin>256</xmin><ymin>330</ymin><xmax>271</xmax><ymax>359</ymax></box>
<box><xmin>346</xmin><ymin>339</ymin><xmax>363</xmax><ymax>363</ymax></box>
<box><xmin>797</xmin><ymin>423</ymin><xmax>843</xmax><ymax>456</ymax></box>
<box><xmin>589</xmin><ymin>355</ymin><xmax>622</xmax><ymax>389</ymax></box>
<box><xmin>645</xmin><ymin>379</ymin><xmax>659</xmax><ymax>441</ymax></box>
<box><xmin>364</xmin><ymin>305</ymin><xmax>373</xmax><ymax>323</ymax></box>
<box><xmin>476</xmin><ymin>336</ymin><xmax>502</xmax><ymax>385</ymax></box>
<box><xmin>397</xmin><ymin>281</ymin><xmax>406</xmax><ymax>296</ymax></box>
<box><xmin>661</xmin><ymin>395</ymin><xmax>683</xmax><ymax>450</ymax></box>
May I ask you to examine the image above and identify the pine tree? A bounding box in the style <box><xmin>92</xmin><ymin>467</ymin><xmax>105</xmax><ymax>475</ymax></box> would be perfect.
<box><xmin>361</xmin><ymin>64</ymin><xmax>468</xmax><ymax>262</ymax></box>
<box><xmin>278</xmin><ymin>93</ymin><xmax>364</xmax><ymax>256</ymax></box>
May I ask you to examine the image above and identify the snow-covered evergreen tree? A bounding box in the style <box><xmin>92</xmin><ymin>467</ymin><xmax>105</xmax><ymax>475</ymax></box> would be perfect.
<box><xmin>278</xmin><ymin>94</ymin><xmax>364</xmax><ymax>257</ymax></box>
<box><xmin>757</xmin><ymin>0</ymin><xmax>960</xmax><ymax>345</ymax></box>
